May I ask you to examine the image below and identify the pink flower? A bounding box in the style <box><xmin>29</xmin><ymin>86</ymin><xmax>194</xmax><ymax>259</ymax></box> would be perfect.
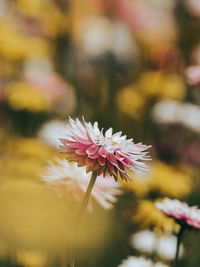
<box><xmin>40</xmin><ymin>158</ymin><xmax>122</xmax><ymax>210</ymax></box>
<box><xmin>186</xmin><ymin>65</ymin><xmax>200</xmax><ymax>86</ymax></box>
<box><xmin>186</xmin><ymin>0</ymin><xmax>200</xmax><ymax>17</ymax></box>
<box><xmin>59</xmin><ymin>118</ymin><xmax>151</xmax><ymax>181</ymax></box>
<box><xmin>156</xmin><ymin>198</ymin><xmax>200</xmax><ymax>230</ymax></box>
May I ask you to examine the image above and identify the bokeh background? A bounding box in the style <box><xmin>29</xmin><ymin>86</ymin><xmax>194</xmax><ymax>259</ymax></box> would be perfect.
<box><xmin>1</xmin><ymin>0</ymin><xmax>200</xmax><ymax>266</ymax></box>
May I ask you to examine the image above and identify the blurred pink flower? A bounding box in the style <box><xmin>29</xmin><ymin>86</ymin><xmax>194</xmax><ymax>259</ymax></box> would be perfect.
<box><xmin>186</xmin><ymin>65</ymin><xmax>200</xmax><ymax>86</ymax></box>
<box><xmin>184</xmin><ymin>142</ymin><xmax>200</xmax><ymax>165</ymax></box>
<box><xmin>23</xmin><ymin>58</ymin><xmax>76</xmax><ymax>113</ymax></box>
<box><xmin>59</xmin><ymin>118</ymin><xmax>151</xmax><ymax>181</ymax></box>
<box><xmin>27</xmin><ymin>73</ymin><xmax>70</xmax><ymax>102</ymax></box>
<box><xmin>117</xmin><ymin>0</ymin><xmax>175</xmax><ymax>40</ymax></box>
<box><xmin>40</xmin><ymin>158</ymin><xmax>122</xmax><ymax>210</ymax></box>
<box><xmin>156</xmin><ymin>198</ymin><xmax>200</xmax><ymax>230</ymax></box>
<box><xmin>186</xmin><ymin>0</ymin><xmax>200</xmax><ymax>17</ymax></box>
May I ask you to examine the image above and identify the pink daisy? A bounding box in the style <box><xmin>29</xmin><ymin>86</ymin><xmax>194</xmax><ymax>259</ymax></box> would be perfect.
<box><xmin>156</xmin><ymin>198</ymin><xmax>200</xmax><ymax>230</ymax></box>
<box><xmin>59</xmin><ymin>118</ymin><xmax>151</xmax><ymax>181</ymax></box>
<box><xmin>40</xmin><ymin>158</ymin><xmax>122</xmax><ymax>210</ymax></box>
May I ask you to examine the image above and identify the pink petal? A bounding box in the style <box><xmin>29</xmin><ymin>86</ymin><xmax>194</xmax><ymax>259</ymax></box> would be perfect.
<box><xmin>99</xmin><ymin>147</ymin><xmax>106</xmax><ymax>158</ymax></box>
<box><xmin>86</xmin><ymin>144</ymin><xmax>99</xmax><ymax>155</ymax></box>
<box><xmin>121</xmin><ymin>155</ymin><xmax>134</xmax><ymax>166</ymax></box>
<box><xmin>88</xmin><ymin>151</ymin><xmax>100</xmax><ymax>159</ymax></box>
<box><xmin>62</xmin><ymin>146</ymin><xmax>77</xmax><ymax>151</ymax></box>
<box><xmin>74</xmin><ymin>136</ymin><xmax>92</xmax><ymax>145</ymax></box>
<box><xmin>97</xmin><ymin>156</ymin><xmax>106</xmax><ymax>166</ymax></box>
<box><xmin>106</xmin><ymin>152</ymin><xmax>119</xmax><ymax>168</ymax></box>
<box><xmin>62</xmin><ymin>141</ymin><xmax>85</xmax><ymax>149</ymax></box>
<box><xmin>75</xmin><ymin>147</ymin><xmax>87</xmax><ymax>155</ymax></box>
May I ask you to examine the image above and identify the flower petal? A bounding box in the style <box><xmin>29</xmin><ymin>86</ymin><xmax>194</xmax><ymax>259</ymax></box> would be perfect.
<box><xmin>97</xmin><ymin>156</ymin><xmax>106</xmax><ymax>166</ymax></box>
<box><xmin>86</xmin><ymin>144</ymin><xmax>99</xmax><ymax>155</ymax></box>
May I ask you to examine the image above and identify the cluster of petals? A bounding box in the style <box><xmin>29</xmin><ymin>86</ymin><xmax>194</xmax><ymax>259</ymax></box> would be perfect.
<box><xmin>40</xmin><ymin>158</ymin><xmax>122</xmax><ymax>210</ymax></box>
<box><xmin>118</xmin><ymin>256</ymin><xmax>169</xmax><ymax>267</ymax></box>
<box><xmin>59</xmin><ymin>118</ymin><xmax>151</xmax><ymax>181</ymax></box>
<box><xmin>156</xmin><ymin>198</ymin><xmax>200</xmax><ymax>230</ymax></box>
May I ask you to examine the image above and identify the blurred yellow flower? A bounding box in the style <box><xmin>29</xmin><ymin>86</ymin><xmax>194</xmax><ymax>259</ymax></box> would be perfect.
<box><xmin>0</xmin><ymin>23</ymin><xmax>50</xmax><ymax>61</ymax></box>
<box><xmin>6</xmin><ymin>82</ymin><xmax>50</xmax><ymax>112</ymax></box>
<box><xmin>15</xmin><ymin>0</ymin><xmax>45</xmax><ymax>15</ymax></box>
<box><xmin>132</xmin><ymin>200</ymin><xmax>177</xmax><ymax>233</ymax></box>
<box><xmin>149</xmin><ymin>162</ymin><xmax>192</xmax><ymax>198</ymax></box>
<box><xmin>121</xmin><ymin>173</ymin><xmax>150</xmax><ymax>197</ymax></box>
<box><xmin>116</xmin><ymin>86</ymin><xmax>145</xmax><ymax>119</ymax></box>
<box><xmin>15</xmin><ymin>0</ymin><xmax>64</xmax><ymax>38</ymax></box>
<box><xmin>117</xmin><ymin>72</ymin><xmax>185</xmax><ymax>119</ymax></box>
<box><xmin>14</xmin><ymin>138</ymin><xmax>55</xmax><ymax>160</ymax></box>
<box><xmin>122</xmin><ymin>161</ymin><xmax>192</xmax><ymax>199</ymax></box>
<box><xmin>138</xmin><ymin>71</ymin><xmax>186</xmax><ymax>100</ymax></box>
<box><xmin>0</xmin><ymin>136</ymin><xmax>56</xmax><ymax>181</ymax></box>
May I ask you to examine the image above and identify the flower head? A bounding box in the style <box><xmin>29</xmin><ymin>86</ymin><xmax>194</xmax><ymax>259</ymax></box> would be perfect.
<box><xmin>59</xmin><ymin>118</ymin><xmax>151</xmax><ymax>181</ymax></box>
<box><xmin>156</xmin><ymin>198</ymin><xmax>200</xmax><ymax>230</ymax></box>
<box><xmin>40</xmin><ymin>158</ymin><xmax>122</xmax><ymax>210</ymax></box>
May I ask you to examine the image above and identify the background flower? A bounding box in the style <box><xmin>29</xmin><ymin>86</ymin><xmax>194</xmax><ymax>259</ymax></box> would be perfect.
<box><xmin>130</xmin><ymin>229</ymin><xmax>184</xmax><ymax>260</ymax></box>
<box><xmin>40</xmin><ymin>158</ymin><xmax>122</xmax><ymax>210</ymax></box>
<box><xmin>156</xmin><ymin>198</ymin><xmax>200</xmax><ymax>230</ymax></box>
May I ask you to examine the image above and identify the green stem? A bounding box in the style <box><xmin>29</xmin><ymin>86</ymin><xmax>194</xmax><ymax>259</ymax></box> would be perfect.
<box><xmin>175</xmin><ymin>226</ymin><xmax>184</xmax><ymax>266</ymax></box>
<box><xmin>70</xmin><ymin>171</ymin><xmax>98</xmax><ymax>267</ymax></box>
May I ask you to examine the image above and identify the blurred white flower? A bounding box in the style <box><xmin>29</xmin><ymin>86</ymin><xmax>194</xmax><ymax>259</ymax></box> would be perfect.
<box><xmin>151</xmin><ymin>100</ymin><xmax>200</xmax><ymax>133</ymax></box>
<box><xmin>130</xmin><ymin>230</ymin><xmax>157</xmax><ymax>253</ymax></box>
<box><xmin>24</xmin><ymin>57</ymin><xmax>53</xmax><ymax>78</ymax></box>
<box><xmin>38</xmin><ymin>120</ymin><xmax>67</xmax><ymax>148</ymax></box>
<box><xmin>157</xmin><ymin>234</ymin><xmax>184</xmax><ymax>260</ymax></box>
<box><xmin>179</xmin><ymin>103</ymin><xmax>200</xmax><ymax>132</ymax></box>
<box><xmin>77</xmin><ymin>16</ymin><xmax>111</xmax><ymax>57</ymax></box>
<box><xmin>130</xmin><ymin>229</ymin><xmax>184</xmax><ymax>260</ymax></box>
<box><xmin>76</xmin><ymin>16</ymin><xmax>138</xmax><ymax>61</ymax></box>
<box><xmin>118</xmin><ymin>256</ymin><xmax>153</xmax><ymax>267</ymax></box>
<box><xmin>111</xmin><ymin>22</ymin><xmax>139</xmax><ymax>62</ymax></box>
<box><xmin>151</xmin><ymin>100</ymin><xmax>181</xmax><ymax>124</ymax></box>
<box><xmin>40</xmin><ymin>158</ymin><xmax>122</xmax><ymax>210</ymax></box>
<box><xmin>118</xmin><ymin>256</ymin><xmax>169</xmax><ymax>267</ymax></box>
